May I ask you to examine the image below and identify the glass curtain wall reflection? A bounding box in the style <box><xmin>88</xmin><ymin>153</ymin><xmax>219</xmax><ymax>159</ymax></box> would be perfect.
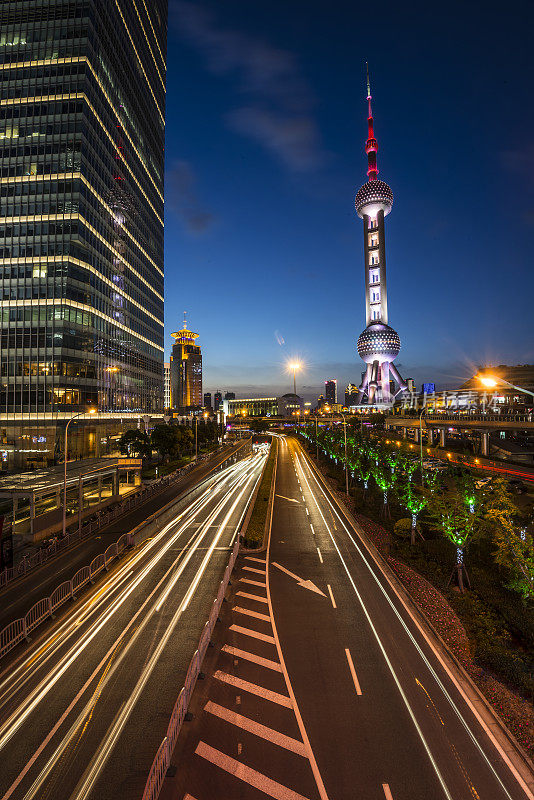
<box><xmin>0</xmin><ymin>0</ymin><xmax>167</xmax><ymax>469</ymax></box>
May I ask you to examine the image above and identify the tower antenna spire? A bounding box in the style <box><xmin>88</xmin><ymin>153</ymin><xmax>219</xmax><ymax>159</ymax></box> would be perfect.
<box><xmin>183</xmin><ymin>310</ymin><xmax>187</xmax><ymax>329</ymax></box>
<box><xmin>364</xmin><ymin>62</ymin><xmax>378</xmax><ymax>180</ymax></box>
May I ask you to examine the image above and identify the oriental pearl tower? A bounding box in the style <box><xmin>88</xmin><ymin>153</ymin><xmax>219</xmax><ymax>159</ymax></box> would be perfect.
<box><xmin>355</xmin><ymin>66</ymin><xmax>406</xmax><ymax>406</ymax></box>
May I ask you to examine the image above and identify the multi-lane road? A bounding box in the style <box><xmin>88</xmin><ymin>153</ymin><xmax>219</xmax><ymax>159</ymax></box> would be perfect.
<box><xmin>167</xmin><ymin>435</ymin><xmax>534</xmax><ymax>800</ymax></box>
<box><xmin>0</xmin><ymin>448</ymin><xmax>266</xmax><ymax>800</ymax></box>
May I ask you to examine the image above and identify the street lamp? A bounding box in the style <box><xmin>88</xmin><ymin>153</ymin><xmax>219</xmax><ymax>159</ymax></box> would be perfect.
<box><xmin>63</xmin><ymin>408</ymin><xmax>96</xmax><ymax>539</ymax></box>
<box><xmin>288</xmin><ymin>362</ymin><xmax>301</xmax><ymax>396</ymax></box>
<box><xmin>195</xmin><ymin>412</ymin><xmax>209</xmax><ymax>459</ymax></box>
<box><xmin>476</xmin><ymin>374</ymin><xmax>534</xmax><ymax>400</ymax></box>
<box><xmin>418</xmin><ymin>407</ymin><xmax>425</xmax><ymax>484</ymax></box>
<box><xmin>104</xmin><ymin>366</ymin><xmax>119</xmax><ymax>411</ymax></box>
<box><xmin>340</xmin><ymin>412</ymin><xmax>349</xmax><ymax>497</ymax></box>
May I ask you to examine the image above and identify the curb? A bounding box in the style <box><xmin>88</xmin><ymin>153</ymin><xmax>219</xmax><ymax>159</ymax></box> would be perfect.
<box><xmin>301</xmin><ymin>444</ymin><xmax>534</xmax><ymax>793</ymax></box>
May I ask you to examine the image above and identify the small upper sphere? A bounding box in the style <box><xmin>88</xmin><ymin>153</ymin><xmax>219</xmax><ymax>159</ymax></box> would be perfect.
<box><xmin>355</xmin><ymin>180</ymin><xmax>394</xmax><ymax>219</ymax></box>
<box><xmin>357</xmin><ymin>322</ymin><xmax>401</xmax><ymax>364</ymax></box>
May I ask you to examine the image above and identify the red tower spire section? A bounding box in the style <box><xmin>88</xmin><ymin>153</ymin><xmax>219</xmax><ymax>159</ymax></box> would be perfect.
<box><xmin>365</xmin><ymin>63</ymin><xmax>378</xmax><ymax>181</ymax></box>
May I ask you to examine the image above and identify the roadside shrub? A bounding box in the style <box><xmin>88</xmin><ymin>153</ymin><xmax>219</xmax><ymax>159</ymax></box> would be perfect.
<box><xmin>393</xmin><ymin>518</ymin><xmax>413</xmax><ymax>538</ymax></box>
<box><xmin>476</xmin><ymin>644</ymin><xmax>534</xmax><ymax>699</ymax></box>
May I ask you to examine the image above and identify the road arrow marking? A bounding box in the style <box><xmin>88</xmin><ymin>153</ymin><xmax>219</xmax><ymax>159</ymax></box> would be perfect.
<box><xmin>275</xmin><ymin>494</ymin><xmax>300</xmax><ymax>504</ymax></box>
<box><xmin>272</xmin><ymin>562</ymin><xmax>326</xmax><ymax>597</ymax></box>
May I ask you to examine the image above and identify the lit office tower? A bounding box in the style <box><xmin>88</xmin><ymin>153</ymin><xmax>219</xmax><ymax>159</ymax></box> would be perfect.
<box><xmin>0</xmin><ymin>0</ymin><xmax>167</xmax><ymax>469</ymax></box>
<box><xmin>325</xmin><ymin>379</ymin><xmax>337</xmax><ymax>405</ymax></box>
<box><xmin>355</xmin><ymin>67</ymin><xmax>406</xmax><ymax>406</ymax></box>
<box><xmin>170</xmin><ymin>316</ymin><xmax>202</xmax><ymax>410</ymax></box>
<box><xmin>345</xmin><ymin>383</ymin><xmax>358</xmax><ymax>407</ymax></box>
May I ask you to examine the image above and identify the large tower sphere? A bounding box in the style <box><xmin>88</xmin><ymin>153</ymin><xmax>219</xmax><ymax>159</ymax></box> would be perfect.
<box><xmin>355</xmin><ymin>179</ymin><xmax>394</xmax><ymax>219</ymax></box>
<box><xmin>357</xmin><ymin>322</ymin><xmax>401</xmax><ymax>364</ymax></box>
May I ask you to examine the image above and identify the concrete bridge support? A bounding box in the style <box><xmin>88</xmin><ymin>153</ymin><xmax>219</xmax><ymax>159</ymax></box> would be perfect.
<box><xmin>439</xmin><ymin>428</ymin><xmax>446</xmax><ymax>448</ymax></box>
<box><xmin>481</xmin><ymin>431</ymin><xmax>491</xmax><ymax>457</ymax></box>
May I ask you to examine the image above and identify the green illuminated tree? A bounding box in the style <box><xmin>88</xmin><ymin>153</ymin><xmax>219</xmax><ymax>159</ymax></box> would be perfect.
<box><xmin>427</xmin><ymin>492</ymin><xmax>482</xmax><ymax>592</ymax></box>
<box><xmin>119</xmin><ymin>429</ymin><xmax>151</xmax><ymax>459</ymax></box>
<box><xmin>485</xmin><ymin>479</ymin><xmax>534</xmax><ymax>601</ymax></box>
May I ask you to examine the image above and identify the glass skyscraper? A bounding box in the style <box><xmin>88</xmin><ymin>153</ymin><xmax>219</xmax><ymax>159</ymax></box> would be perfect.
<box><xmin>0</xmin><ymin>0</ymin><xmax>167</xmax><ymax>469</ymax></box>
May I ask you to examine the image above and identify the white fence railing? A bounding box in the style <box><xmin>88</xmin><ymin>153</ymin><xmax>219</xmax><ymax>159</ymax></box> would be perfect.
<box><xmin>141</xmin><ymin>536</ymin><xmax>240</xmax><ymax>800</ymax></box>
<box><xmin>0</xmin><ymin>532</ymin><xmax>131</xmax><ymax>660</ymax></box>
<box><xmin>0</xmin><ymin>449</ymin><xmax>226</xmax><ymax>591</ymax></box>
<box><xmin>0</xmin><ymin>441</ymin><xmax>252</xmax><ymax>662</ymax></box>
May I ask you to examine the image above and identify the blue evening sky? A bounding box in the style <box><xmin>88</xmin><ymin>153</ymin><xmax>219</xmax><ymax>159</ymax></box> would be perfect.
<box><xmin>163</xmin><ymin>0</ymin><xmax>534</xmax><ymax>401</ymax></box>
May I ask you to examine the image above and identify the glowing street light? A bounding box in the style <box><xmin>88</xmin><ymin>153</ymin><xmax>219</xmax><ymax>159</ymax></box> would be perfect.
<box><xmin>287</xmin><ymin>361</ymin><xmax>302</xmax><ymax>396</ymax></box>
<box><xmin>476</xmin><ymin>373</ymin><xmax>534</xmax><ymax>399</ymax></box>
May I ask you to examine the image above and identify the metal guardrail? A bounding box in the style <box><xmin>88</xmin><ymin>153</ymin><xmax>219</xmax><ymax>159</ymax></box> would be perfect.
<box><xmin>0</xmin><ymin>450</ymin><xmax>222</xmax><ymax>591</ymax></box>
<box><xmin>0</xmin><ymin>441</ymin><xmax>252</xmax><ymax>662</ymax></box>
<box><xmin>141</xmin><ymin>536</ymin><xmax>240</xmax><ymax>800</ymax></box>
<box><xmin>0</xmin><ymin>532</ymin><xmax>131</xmax><ymax>660</ymax></box>
<box><xmin>390</xmin><ymin>413</ymin><xmax>533</xmax><ymax>424</ymax></box>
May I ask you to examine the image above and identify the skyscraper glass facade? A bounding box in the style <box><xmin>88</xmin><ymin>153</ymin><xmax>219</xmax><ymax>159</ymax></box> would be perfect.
<box><xmin>0</xmin><ymin>0</ymin><xmax>167</xmax><ymax>468</ymax></box>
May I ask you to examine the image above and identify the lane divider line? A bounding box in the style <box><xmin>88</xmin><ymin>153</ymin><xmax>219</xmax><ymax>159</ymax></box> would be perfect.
<box><xmin>194</xmin><ymin>742</ymin><xmax>310</xmax><ymax>800</ymax></box>
<box><xmin>382</xmin><ymin>784</ymin><xmax>394</xmax><ymax>800</ymax></box>
<box><xmin>316</xmin><ymin>548</ymin><xmax>323</xmax><ymax>564</ymax></box>
<box><xmin>242</xmin><ymin>566</ymin><xmax>267</xmax><ymax>576</ymax></box>
<box><xmin>244</xmin><ymin>557</ymin><xmax>266</xmax><ymax>564</ymax></box>
<box><xmin>204</xmin><ymin>701</ymin><xmax>306</xmax><ymax>755</ymax></box>
<box><xmin>327</xmin><ymin>585</ymin><xmax>336</xmax><ymax>609</ymax></box>
<box><xmin>345</xmin><ymin>648</ymin><xmax>362</xmax><ymax>695</ymax></box>
<box><xmin>221</xmin><ymin>646</ymin><xmax>282</xmax><ymax>673</ymax></box>
<box><xmin>233</xmin><ymin>607</ymin><xmax>271</xmax><ymax>623</ymax></box>
<box><xmin>229</xmin><ymin>625</ymin><xmax>276</xmax><ymax>645</ymax></box>
<box><xmin>213</xmin><ymin>671</ymin><xmax>292</xmax><ymax>708</ymax></box>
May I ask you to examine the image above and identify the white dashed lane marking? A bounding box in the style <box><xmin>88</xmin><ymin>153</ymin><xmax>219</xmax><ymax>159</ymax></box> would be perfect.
<box><xmin>230</xmin><ymin>624</ymin><xmax>276</xmax><ymax>644</ymax></box>
<box><xmin>204</xmin><ymin>702</ymin><xmax>307</xmax><ymax>756</ymax></box>
<box><xmin>214</xmin><ymin>670</ymin><xmax>292</xmax><ymax>708</ymax></box>
<box><xmin>195</xmin><ymin>742</ymin><xmax>311</xmax><ymax>800</ymax></box>
<box><xmin>221</xmin><ymin>645</ymin><xmax>282</xmax><ymax>672</ymax></box>
<box><xmin>233</xmin><ymin>606</ymin><xmax>272</xmax><ymax>623</ymax></box>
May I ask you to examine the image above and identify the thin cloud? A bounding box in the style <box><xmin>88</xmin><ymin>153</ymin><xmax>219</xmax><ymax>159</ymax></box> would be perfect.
<box><xmin>166</xmin><ymin>160</ymin><xmax>216</xmax><ymax>235</ymax></box>
<box><xmin>172</xmin><ymin>1</ymin><xmax>325</xmax><ymax>172</ymax></box>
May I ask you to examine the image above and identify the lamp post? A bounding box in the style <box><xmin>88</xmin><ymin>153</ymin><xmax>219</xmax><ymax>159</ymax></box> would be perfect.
<box><xmin>418</xmin><ymin>407</ymin><xmax>425</xmax><ymax>484</ymax></box>
<box><xmin>288</xmin><ymin>362</ymin><xmax>301</xmax><ymax>396</ymax></box>
<box><xmin>195</xmin><ymin>412</ymin><xmax>209</xmax><ymax>459</ymax></box>
<box><xmin>345</xmin><ymin>421</ymin><xmax>350</xmax><ymax>496</ymax></box>
<box><xmin>63</xmin><ymin>408</ymin><xmax>96</xmax><ymax>539</ymax></box>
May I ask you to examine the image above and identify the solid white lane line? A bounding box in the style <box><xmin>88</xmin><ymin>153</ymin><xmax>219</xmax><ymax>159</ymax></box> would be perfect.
<box><xmin>316</xmin><ymin>547</ymin><xmax>323</xmax><ymax>564</ymax></box>
<box><xmin>327</xmin><ymin>584</ymin><xmax>337</xmax><ymax>609</ymax></box>
<box><xmin>204</xmin><ymin>702</ymin><xmax>306</xmax><ymax>755</ymax></box>
<box><xmin>222</xmin><ymin>646</ymin><xmax>282</xmax><ymax>672</ymax></box>
<box><xmin>266</xmin><ymin>454</ymin><xmax>330</xmax><ymax>800</ymax></box>
<box><xmin>195</xmin><ymin>742</ymin><xmax>310</xmax><ymax>800</ymax></box>
<box><xmin>236</xmin><ymin>591</ymin><xmax>269</xmax><ymax>605</ymax></box>
<box><xmin>294</xmin><ymin>452</ymin><xmax>453</xmax><ymax>800</ymax></box>
<box><xmin>345</xmin><ymin>648</ymin><xmax>362</xmax><ymax>695</ymax></box>
<box><xmin>230</xmin><ymin>625</ymin><xmax>276</xmax><ymax>644</ymax></box>
<box><xmin>245</xmin><ymin>557</ymin><xmax>266</xmax><ymax>564</ymax></box>
<box><xmin>233</xmin><ymin>606</ymin><xmax>271</xmax><ymax>623</ymax></box>
<box><xmin>240</xmin><ymin>578</ymin><xmax>267</xmax><ymax>588</ymax></box>
<box><xmin>242</xmin><ymin>566</ymin><xmax>266</xmax><ymax>575</ymax></box>
<box><xmin>214</xmin><ymin>671</ymin><xmax>292</xmax><ymax>708</ymax></box>
<box><xmin>382</xmin><ymin>784</ymin><xmax>394</xmax><ymax>800</ymax></box>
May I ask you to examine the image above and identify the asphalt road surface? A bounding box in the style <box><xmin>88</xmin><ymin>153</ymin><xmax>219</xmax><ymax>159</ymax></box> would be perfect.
<box><xmin>0</xmin><ymin>444</ymin><xmax>249</xmax><ymax>633</ymax></box>
<box><xmin>167</xmin><ymin>435</ymin><xmax>533</xmax><ymax>800</ymax></box>
<box><xmin>0</xmin><ymin>449</ymin><xmax>266</xmax><ymax>800</ymax></box>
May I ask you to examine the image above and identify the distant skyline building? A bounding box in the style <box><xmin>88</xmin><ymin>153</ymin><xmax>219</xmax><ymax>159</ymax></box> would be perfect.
<box><xmin>164</xmin><ymin>363</ymin><xmax>171</xmax><ymax>409</ymax></box>
<box><xmin>170</xmin><ymin>315</ymin><xmax>202</xmax><ymax>410</ymax></box>
<box><xmin>224</xmin><ymin>391</ymin><xmax>235</xmax><ymax>401</ymax></box>
<box><xmin>345</xmin><ymin>383</ymin><xmax>359</xmax><ymax>406</ymax></box>
<box><xmin>325</xmin><ymin>379</ymin><xmax>337</xmax><ymax>405</ymax></box>
<box><xmin>0</xmin><ymin>0</ymin><xmax>167</xmax><ymax>469</ymax></box>
<box><xmin>214</xmin><ymin>391</ymin><xmax>222</xmax><ymax>411</ymax></box>
<box><xmin>355</xmin><ymin>67</ymin><xmax>406</xmax><ymax>407</ymax></box>
<box><xmin>203</xmin><ymin>392</ymin><xmax>212</xmax><ymax>409</ymax></box>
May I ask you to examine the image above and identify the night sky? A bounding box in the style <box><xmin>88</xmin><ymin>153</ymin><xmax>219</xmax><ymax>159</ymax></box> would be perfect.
<box><xmin>163</xmin><ymin>0</ymin><xmax>534</xmax><ymax>401</ymax></box>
